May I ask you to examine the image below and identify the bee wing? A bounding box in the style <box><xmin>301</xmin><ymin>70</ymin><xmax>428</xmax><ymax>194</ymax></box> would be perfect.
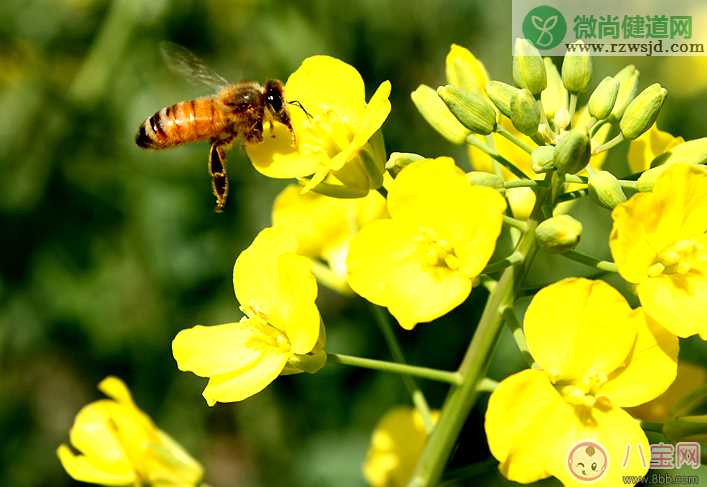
<box><xmin>160</xmin><ymin>42</ymin><xmax>230</xmax><ymax>91</ymax></box>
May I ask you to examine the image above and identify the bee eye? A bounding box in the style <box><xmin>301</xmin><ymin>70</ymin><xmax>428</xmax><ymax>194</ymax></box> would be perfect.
<box><xmin>267</xmin><ymin>91</ymin><xmax>283</xmax><ymax>113</ymax></box>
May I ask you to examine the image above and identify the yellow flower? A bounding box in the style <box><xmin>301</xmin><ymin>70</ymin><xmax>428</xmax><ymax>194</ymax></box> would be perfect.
<box><xmin>485</xmin><ymin>278</ymin><xmax>678</xmax><ymax>486</ymax></box>
<box><xmin>347</xmin><ymin>157</ymin><xmax>506</xmax><ymax>329</ymax></box>
<box><xmin>246</xmin><ymin>56</ymin><xmax>391</xmax><ymax>196</ymax></box>
<box><xmin>629</xmin><ymin>361</ymin><xmax>707</xmax><ymax>422</ymax></box>
<box><xmin>445</xmin><ymin>43</ymin><xmax>489</xmax><ymax>93</ymax></box>
<box><xmin>363</xmin><ymin>407</ymin><xmax>438</xmax><ymax>487</ymax></box>
<box><xmin>172</xmin><ymin>227</ymin><xmax>322</xmax><ymax>405</ymax></box>
<box><xmin>57</xmin><ymin>377</ymin><xmax>203</xmax><ymax>486</ymax></box>
<box><xmin>610</xmin><ymin>164</ymin><xmax>707</xmax><ymax>338</ymax></box>
<box><xmin>272</xmin><ymin>184</ymin><xmax>386</xmax><ymax>291</ymax></box>
<box><xmin>627</xmin><ymin>123</ymin><xmax>684</xmax><ymax>173</ymax></box>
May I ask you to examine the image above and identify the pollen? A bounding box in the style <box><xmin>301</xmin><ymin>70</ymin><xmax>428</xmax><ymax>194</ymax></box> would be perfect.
<box><xmin>651</xmin><ymin>239</ymin><xmax>706</xmax><ymax>276</ymax></box>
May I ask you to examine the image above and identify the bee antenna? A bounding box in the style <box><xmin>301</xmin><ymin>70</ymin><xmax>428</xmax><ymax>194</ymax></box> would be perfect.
<box><xmin>289</xmin><ymin>100</ymin><xmax>313</xmax><ymax>119</ymax></box>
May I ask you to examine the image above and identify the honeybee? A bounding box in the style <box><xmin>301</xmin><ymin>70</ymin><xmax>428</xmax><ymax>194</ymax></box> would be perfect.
<box><xmin>136</xmin><ymin>43</ymin><xmax>308</xmax><ymax>212</ymax></box>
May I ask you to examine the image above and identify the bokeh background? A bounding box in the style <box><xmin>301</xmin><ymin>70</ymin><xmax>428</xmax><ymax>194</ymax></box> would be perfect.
<box><xmin>1</xmin><ymin>1</ymin><xmax>706</xmax><ymax>486</ymax></box>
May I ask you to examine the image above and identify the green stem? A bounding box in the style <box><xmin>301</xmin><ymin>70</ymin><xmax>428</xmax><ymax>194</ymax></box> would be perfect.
<box><xmin>483</xmin><ymin>252</ymin><xmax>524</xmax><ymax>274</ymax></box>
<box><xmin>502</xmin><ymin>215</ymin><xmax>529</xmax><ymax>232</ymax></box>
<box><xmin>371</xmin><ymin>305</ymin><xmax>434</xmax><ymax>432</ymax></box>
<box><xmin>592</xmin><ymin>133</ymin><xmax>625</xmax><ymax>154</ymax></box>
<box><xmin>326</xmin><ymin>353</ymin><xmax>462</xmax><ymax>385</ymax></box>
<box><xmin>589</xmin><ymin>119</ymin><xmax>609</xmax><ymax>138</ymax></box>
<box><xmin>465</xmin><ymin>135</ymin><xmax>529</xmax><ymax>180</ymax></box>
<box><xmin>439</xmin><ymin>458</ymin><xmax>498</xmax><ymax>486</ymax></box>
<box><xmin>560</xmin><ymin>250</ymin><xmax>619</xmax><ymax>273</ymax></box>
<box><xmin>408</xmin><ymin>219</ymin><xmax>539</xmax><ymax>487</ymax></box>
<box><xmin>501</xmin><ymin>307</ymin><xmax>534</xmax><ymax>367</ymax></box>
<box><xmin>641</xmin><ymin>420</ymin><xmax>664</xmax><ymax>434</ymax></box>
<box><xmin>568</xmin><ymin>93</ymin><xmax>577</xmax><ymax>122</ymax></box>
<box><xmin>558</xmin><ymin>188</ymin><xmax>589</xmax><ymax>202</ymax></box>
<box><xmin>477</xmin><ymin>378</ymin><xmax>498</xmax><ymax>392</ymax></box>
<box><xmin>503</xmin><ymin>179</ymin><xmax>543</xmax><ymax>189</ymax></box>
<box><xmin>496</xmin><ymin>126</ymin><xmax>535</xmax><ymax>154</ymax></box>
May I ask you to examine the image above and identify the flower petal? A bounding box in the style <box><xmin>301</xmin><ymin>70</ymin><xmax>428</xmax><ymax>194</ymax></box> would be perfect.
<box><xmin>650</xmin><ymin>163</ymin><xmax>707</xmax><ymax>240</ymax></box>
<box><xmin>98</xmin><ymin>376</ymin><xmax>134</xmax><ymax>406</ymax></box>
<box><xmin>445</xmin><ymin>44</ymin><xmax>489</xmax><ymax>93</ymax></box>
<box><xmin>202</xmin><ymin>349</ymin><xmax>289</xmax><ymax>405</ymax></box>
<box><xmin>627</xmin><ymin>124</ymin><xmax>683</xmax><ymax>173</ymax></box>
<box><xmin>638</xmin><ymin>272</ymin><xmax>707</xmax><ymax>338</ymax></box>
<box><xmin>57</xmin><ymin>444</ymin><xmax>136</xmax><ymax>486</ymax></box>
<box><xmin>172</xmin><ymin>321</ymin><xmax>270</xmax><ymax>377</ymax></box>
<box><xmin>387</xmin><ymin>157</ymin><xmax>506</xmax><ymax>277</ymax></box>
<box><xmin>486</xmin><ymin>369</ymin><xmax>575</xmax><ymax>483</ymax></box>
<box><xmin>347</xmin><ymin>219</ymin><xmax>471</xmax><ymax>329</ymax></box>
<box><xmin>524</xmin><ymin>278</ymin><xmax>637</xmax><ymax>382</ymax></box>
<box><xmin>234</xmin><ymin>227</ymin><xmax>320</xmax><ymax>353</ymax></box>
<box><xmin>246</xmin><ymin>122</ymin><xmax>321</xmax><ymax>178</ymax></box>
<box><xmin>600</xmin><ymin>309</ymin><xmax>679</xmax><ymax>407</ymax></box>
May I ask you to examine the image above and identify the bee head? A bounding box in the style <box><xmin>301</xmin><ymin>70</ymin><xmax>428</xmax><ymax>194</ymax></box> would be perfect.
<box><xmin>264</xmin><ymin>79</ymin><xmax>286</xmax><ymax>115</ymax></box>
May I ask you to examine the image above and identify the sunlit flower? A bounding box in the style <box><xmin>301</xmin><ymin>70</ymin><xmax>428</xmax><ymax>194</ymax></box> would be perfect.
<box><xmin>629</xmin><ymin>361</ymin><xmax>707</xmax><ymax>422</ymax></box>
<box><xmin>363</xmin><ymin>406</ymin><xmax>438</xmax><ymax>487</ymax></box>
<box><xmin>610</xmin><ymin>164</ymin><xmax>707</xmax><ymax>338</ymax></box>
<box><xmin>485</xmin><ymin>278</ymin><xmax>678</xmax><ymax>486</ymax></box>
<box><xmin>627</xmin><ymin>123</ymin><xmax>683</xmax><ymax>173</ymax></box>
<box><xmin>347</xmin><ymin>157</ymin><xmax>506</xmax><ymax>329</ymax></box>
<box><xmin>271</xmin><ymin>184</ymin><xmax>386</xmax><ymax>292</ymax></box>
<box><xmin>246</xmin><ymin>55</ymin><xmax>391</xmax><ymax>197</ymax></box>
<box><xmin>57</xmin><ymin>376</ymin><xmax>203</xmax><ymax>486</ymax></box>
<box><xmin>172</xmin><ymin>227</ymin><xmax>323</xmax><ymax>405</ymax></box>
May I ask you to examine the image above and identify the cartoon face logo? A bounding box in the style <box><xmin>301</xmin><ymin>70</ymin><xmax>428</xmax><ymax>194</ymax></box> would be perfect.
<box><xmin>568</xmin><ymin>441</ymin><xmax>608</xmax><ymax>482</ymax></box>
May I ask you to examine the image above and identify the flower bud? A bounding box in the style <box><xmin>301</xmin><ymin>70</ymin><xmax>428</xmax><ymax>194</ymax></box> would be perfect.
<box><xmin>553</xmin><ymin>129</ymin><xmax>590</xmax><ymax>174</ymax></box>
<box><xmin>486</xmin><ymin>81</ymin><xmax>519</xmax><ymax>118</ymax></box>
<box><xmin>636</xmin><ymin>165</ymin><xmax>662</xmax><ymax>192</ymax></box>
<box><xmin>554</xmin><ymin>107</ymin><xmax>570</xmax><ymax>130</ymax></box>
<box><xmin>411</xmin><ymin>84</ymin><xmax>469</xmax><ymax>144</ymax></box>
<box><xmin>541</xmin><ymin>58</ymin><xmax>568</xmax><ymax>120</ymax></box>
<box><xmin>535</xmin><ymin>214</ymin><xmax>583</xmax><ymax>252</ymax></box>
<box><xmin>513</xmin><ymin>38</ymin><xmax>547</xmax><ymax>95</ymax></box>
<box><xmin>386</xmin><ymin>152</ymin><xmax>424</xmax><ymax>178</ymax></box>
<box><xmin>562</xmin><ymin>41</ymin><xmax>592</xmax><ymax>93</ymax></box>
<box><xmin>619</xmin><ymin>83</ymin><xmax>667</xmax><ymax>140</ymax></box>
<box><xmin>510</xmin><ymin>88</ymin><xmax>540</xmax><ymax>136</ymax></box>
<box><xmin>588</xmin><ymin>170</ymin><xmax>626</xmax><ymax>208</ymax></box>
<box><xmin>588</xmin><ymin>76</ymin><xmax>619</xmax><ymax>120</ymax></box>
<box><xmin>438</xmin><ymin>84</ymin><xmax>497</xmax><ymax>135</ymax></box>
<box><xmin>531</xmin><ymin>145</ymin><xmax>556</xmax><ymax>173</ymax></box>
<box><xmin>466</xmin><ymin>171</ymin><xmax>504</xmax><ymax>189</ymax></box>
<box><xmin>608</xmin><ymin>65</ymin><xmax>639</xmax><ymax>122</ymax></box>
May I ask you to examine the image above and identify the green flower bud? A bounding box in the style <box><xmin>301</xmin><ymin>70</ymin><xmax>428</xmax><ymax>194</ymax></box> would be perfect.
<box><xmin>636</xmin><ymin>165</ymin><xmax>662</xmax><ymax>192</ymax></box>
<box><xmin>540</xmin><ymin>58</ymin><xmax>568</xmax><ymax>120</ymax></box>
<box><xmin>510</xmin><ymin>88</ymin><xmax>540</xmax><ymax>136</ymax></box>
<box><xmin>588</xmin><ymin>170</ymin><xmax>626</xmax><ymax>209</ymax></box>
<box><xmin>385</xmin><ymin>152</ymin><xmax>424</xmax><ymax>178</ymax></box>
<box><xmin>553</xmin><ymin>107</ymin><xmax>570</xmax><ymax>130</ymax></box>
<box><xmin>619</xmin><ymin>83</ymin><xmax>667</xmax><ymax>140</ymax></box>
<box><xmin>608</xmin><ymin>65</ymin><xmax>639</xmax><ymax>122</ymax></box>
<box><xmin>535</xmin><ymin>214</ymin><xmax>583</xmax><ymax>252</ymax></box>
<box><xmin>531</xmin><ymin>145</ymin><xmax>556</xmax><ymax>173</ymax></box>
<box><xmin>562</xmin><ymin>41</ymin><xmax>592</xmax><ymax>93</ymax></box>
<box><xmin>486</xmin><ymin>81</ymin><xmax>519</xmax><ymax>118</ymax></box>
<box><xmin>466</xmin><ymin>171</ymin><xmax>504</xmax><ymax>189</ymax></box>
<box><xmin>513</xmin><ymin>38</ymin><xmax>547</xmax><ymax>95</ymax></box>
<box><xmin>588</xmin><ymin>76</ymin><xmax>619</xmax><ymax>120</ymax></box>
<box><xmin>553</xmin><ymin>129</ymin><xmax>590</xmax><ymax>174</ymax></box>
<box><xmin>438</xmin><ymin>84</ymin><xmax>497</xmax><ymax>135</ymax></box>
<box><xmin>411</xmin><ymin>84</ymin><xmax>469</xmax><ymax>144</ymax></box>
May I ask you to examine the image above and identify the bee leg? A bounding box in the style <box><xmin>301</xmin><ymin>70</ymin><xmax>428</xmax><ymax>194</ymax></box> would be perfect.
<box><xmin>208</xmin><ymin>139</ymin><xmax>231</xmax><ymax>213</ymax></box>
<box><xmin>245</xmin><ymin>120</ymin><xmax>264</xmax><ymax>144</ymax></box>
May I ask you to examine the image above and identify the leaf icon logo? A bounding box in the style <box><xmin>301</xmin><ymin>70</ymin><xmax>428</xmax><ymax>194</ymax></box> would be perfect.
<box><xmin>522</xmin><ymin>6</ymin><xmax>567</xmax><ymax>50</ymax></box>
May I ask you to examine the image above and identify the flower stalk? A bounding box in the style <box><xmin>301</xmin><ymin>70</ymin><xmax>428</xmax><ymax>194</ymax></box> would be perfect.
<box><xmin>326</xmin><ymin>353</ymin><xmax>463</xmax><ymax>385</ymax></box>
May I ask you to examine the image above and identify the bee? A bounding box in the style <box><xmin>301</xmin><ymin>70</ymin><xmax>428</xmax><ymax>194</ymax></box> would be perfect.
<box><xmin>135</xmin><ymin>43</ymin><xmax>308</xmax><ymax>212</ymax></box>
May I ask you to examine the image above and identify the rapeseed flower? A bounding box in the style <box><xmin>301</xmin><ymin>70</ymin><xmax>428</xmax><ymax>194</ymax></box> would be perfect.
<box><xmin>172</xmin><ymin>227</ymin><xmax>323</xmax><ymax>405</ymax></box>
<box><xmin>485</xmin><ymin>278</ymin><xmax>678</xmax><ymax>486</ymax></box>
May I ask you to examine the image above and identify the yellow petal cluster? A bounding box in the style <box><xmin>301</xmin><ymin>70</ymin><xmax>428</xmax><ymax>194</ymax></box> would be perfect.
<box><xmin>246</xmin><ymin>55</ymin><xmax>391</xmax><ymax>196</ymax></box>
<box><xmin>172</xmin><ymin>227</ymin><xmax>322</xmax><ymax>405</ymax></box>
<box><xmin>485</xmin><ymin>278</ymin><xmax>678</xmax><ymax>486</ymax></box>
<box><xmin>57</xmin><ymin>377</ymin><xmax>203</xmax><ymax>486</ymax></box>
<box><xmin>271</xmin><ymin>184</ymin><xmax>386</xmax><ymax>290</ymax></box>
<box><xmin>363</xmin><ymin>407</ymin><xmax>438</xmax><ymax>487</ymax></box>
<box><xmin>627</xmin><ymin>123</ymin><xmax>684</xmax><ymax>173</ymax></box>
<box><xmin>610</xmin><ymin>164</ymin><xmax>707</xmax><ymax>338</ymax></box>
<box><xmin>347</xmin><ymin>157</ymin><xmax>506</xmax><ymax>329</ymax></box>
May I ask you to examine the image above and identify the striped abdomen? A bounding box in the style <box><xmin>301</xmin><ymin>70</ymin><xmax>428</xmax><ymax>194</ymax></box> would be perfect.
<box><xmin>135</xmin><ymin>98</ymin><xmax>227</xmax><ymax>149</ymax></box>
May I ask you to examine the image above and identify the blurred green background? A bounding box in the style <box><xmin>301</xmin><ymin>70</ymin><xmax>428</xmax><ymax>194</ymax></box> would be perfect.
<box><xmin>1</xmin><ymin>1</ymin><xmax>706</xmax><ymax>486</ymax></box>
